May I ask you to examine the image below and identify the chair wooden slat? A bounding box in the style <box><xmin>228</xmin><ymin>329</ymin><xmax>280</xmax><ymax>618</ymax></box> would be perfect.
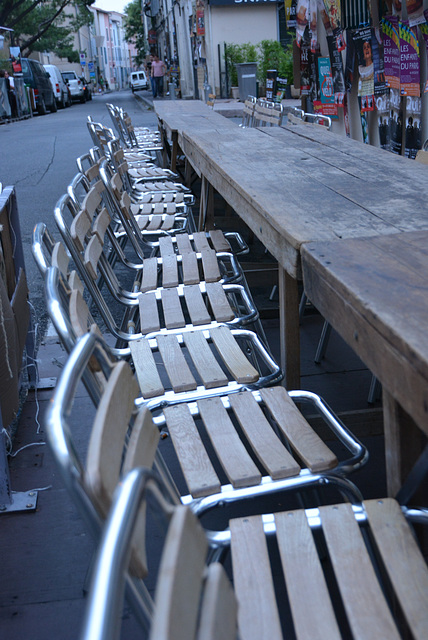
<box><xmin>275</xmin><ymin>509</ymin><xmax>342</xmax><ymax>640</ymax></box>
<box><xmin>320</xmin><ymin>502</ymin><xmax>401</xmax><ymax>640</ymax></box>
<box><xmin>197</xmin><ymin>563</ymin><xmax>237</xmax><ymax>640</ymax></box>
<box><xmin>71</xmin><ymin>208</ymin><xmax>91</xmax><ymax>252</ymax></box>
<box><xmin>130</xmin><ymin>338</ymin><xmax>165</xmax><ymax>398</ymax></box>
<box><xmin>147</xmin><ymin>214</ymin><xmax>163</xmax><ymax>231</ymax></box>
<box><xmin>156</xmin><ymin>333</ymin><xmax>198</xmax><ymax>393</ymax></box>
<box><xmin>208</xmin><ymin>229</ymin><xmax>231</xmax><ymax>253</ymax></box>
<box><xmin>159</xmin><ymin>235</ymin><xmax>175</xmax><ymax>258</ymax></box>
<box><xmin>176</xmin><ymin>233</ymin><xmax>193</xmax><ymax>254</ymax></box>
<box><xmin>192</xmin><ymin>232</ymin><xmax>210</xmax><ymax>253</ymax></box>
<box><xmin>84</xmin><ymin>234</ymin><xmax>103</xmax><ymax>280</ymax></box>
<box><xmin>149</xmin><ymin>507</ymin><xmax>208</xmax><ymax>640</ymax></box>
<box><xmin>181</xmin><ymin>251</ymin><xmax>201</xmax><ymax>285</ymax></box>
<box><xmin>163</xmin><ymin>404</ymin><xmax>221</xmax><ymax>497</ymax></box>
<box><xmin>229</xmin><ymin>391</ymin><xmax>301</xmax><ymax>479</ymax></box>
<box><xmin>260</xmin><ymin>386</ymin><xmax>338</xmax><ymax>473</ymax></box>
<box><xmin>92</xmin><ymin>208</ymin><xmax>110</xmax><ymax>244</ymax></box>
<box><xmin>139</xmin><ymin>291</ymin><xmax>161</xmax><ymax>334</ymax></box>
<box><xmin>162</xmin><ymin>253</ymin><xmax>179</xmax><ymax>288</ymax></box>
<box><xmin>210</xmin><ymin>326</ymin><xmax>259</xmax><ymax>384</ymax></box>
<box><xmin>198</xmin><ymin>396</ymin><xmax>261</xmax><ymax>488</ymax></box>
<box><xmin>201</xmin><ymin>249</ymin><xmax>221</xmax><ymax>283</ymax></box>
<box><xmin>183</xmin><ymin>285</ymin><xmax>212</xmax><ymax>326</ymax></box>
<box><xmin>230</xmin><ymin>515</ymin><xmax>283</xmax><ymax>640</ymax></box>
<box><xmin>136</xmin><ymin>214</ymin><xmax>150</xmax><ymax>231</ymax></box>
<box><xmin>140</xmin><ymin>256</ymin><xmax>158</xmax><ymax>292</ymax></box>
<box><xmin>161</xmin><ymin>215</ymin><xmax>176</xmax><ymax>230</ymax></box>
<box><xmin>364</xmin><ymin>498</ymin><xmax>428</xmax><ymax>640</ymax></box>
<box><xmin>161</xmin><ymin>287</ymin><xmax>186</xmax><ymax>329</ymax></box>
<box><xmin>183</xmin><ymin>330</ymin><xmax>229</xmax><ymax>389</ymax></box>
<box><xmin>205</xmin><ymin>282</ymin><xmax>234</xmax><ymax>323</ymax></box>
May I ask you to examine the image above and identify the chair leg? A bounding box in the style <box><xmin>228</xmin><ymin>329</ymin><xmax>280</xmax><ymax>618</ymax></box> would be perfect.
<box><xmin>314</xmin><ymin>321</ymin><xmax>332</xmax><ymax>364</ymax></box>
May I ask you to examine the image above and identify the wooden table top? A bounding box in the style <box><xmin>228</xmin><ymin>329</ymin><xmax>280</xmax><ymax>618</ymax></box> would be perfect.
<box><xmin>182</xmin><ymin>123</ymin><xmax>428</xmax><ymax>280</ymax></box>
<box><xmin>302</xmin><ymin>230</ymin><xmax>428</xmax><ymax>436</ymax></box>
<box><xmin>154</xmin><ymin>100</ymin><xmax>237</xmax><ymax>139</ymax></box>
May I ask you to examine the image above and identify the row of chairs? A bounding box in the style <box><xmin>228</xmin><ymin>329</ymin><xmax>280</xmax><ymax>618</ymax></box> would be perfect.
<box><xmin>241</xmin><ymin>95</ymin><xmax>332</xmax><ymax>131</ymax></box>
<box><xmin>34</xmin><ymin>104</ymin><xmax>428</xmax><ymax>639</ymax></box>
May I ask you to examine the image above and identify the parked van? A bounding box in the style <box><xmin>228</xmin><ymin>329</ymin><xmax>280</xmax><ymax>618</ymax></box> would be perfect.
<box><xmin>44</xmin><ymin>64</ymin><xmax>71</xmax><ymax>109</ymax></box>
<box><xmin>61</xmin><ymin>70</ymin><xmax>85</xmax><ymax>103</ymax></box>
<box><xmin>130</xmin><ymin>70</ymin><xmax>148</xmax><ymax>92</ymax></box>
<box><xmin>20</xmin><ymin>58</ymin><xmax>57</xmax><ymax>115</ymax></box>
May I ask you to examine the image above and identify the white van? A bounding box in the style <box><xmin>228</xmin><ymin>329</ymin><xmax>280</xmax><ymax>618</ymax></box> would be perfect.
<box><xmin>130</xmin><ymin>70</ymin><xmax>148</xmax><ymax>92</ymax></box>
<box><xmin>44</xmin><ymin>64</ymin><xmax>71</xmax><ymax>108</ymax></box>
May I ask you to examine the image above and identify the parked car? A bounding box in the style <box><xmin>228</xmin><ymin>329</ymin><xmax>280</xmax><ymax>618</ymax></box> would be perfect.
<box><xmin>20</xmin><ymin>57</ymin><xmax>57</xmax><ymax>115</ymax></box>
<box><xmin>79</xmin><ymin>76</ymin><xmax>92</xmax><ymax>101</ymax></box>
<box><xmin>44</xmin><ymin>64</ymin><xmax>71</xmax><ymax>109</ymax></box>
<box><xmin>61</xmin><ymin>70</ymin><xmax>85</xmax><ymax>103</ymax></box>
<box><xmin>130</xmin><ymin>70</ymin><xmax>148</xmax><ymax>92</ymax></box>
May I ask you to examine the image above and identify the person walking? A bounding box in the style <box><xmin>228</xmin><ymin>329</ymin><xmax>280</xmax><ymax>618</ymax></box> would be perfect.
<box><xmin>151</xmin><ymin>55</ymin><xmax>166</xmax><ymax>98</ymax></box>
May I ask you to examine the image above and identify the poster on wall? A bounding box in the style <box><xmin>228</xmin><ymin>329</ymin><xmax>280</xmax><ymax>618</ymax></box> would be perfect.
<box><xmin>376</xmin><ymin>92</ymin><xmax>391</xmax><ymax>150</ymax></box>
<box><xmin>322</xmin><ymin>0</ymin><xmax>346</xmax><ymax>51</ymax></box>
<box><xmin>389</xmin><ymin>88</ymin><xmax>403</xmax><ymax>155</ymax></box>
<box><xmin>382</xmin><ymin>16</ymin><xmax>401</xmax><ymax>90</ymax></box>
<box><xmin>352</xmin><ymin>28</ymin><xmax>375</xmax><ymax>98</ymax></box>
<box><xmin>296</xmin><ymin>0</ymin><xmax>309</xmax><ymax>46</ymax></box>
<box><xmin>406</xmin><ymin>0</ymin><xmax>424</xmax><ymax>27</ymax></box>
<box><xmin>314</xmin><ymin>56</ymin><xmax>338</xmax><ymax>117</ymax></box>
<box><xmin>419</xmin><ymin>18</ymin><xmax>428</xmax><ymax>92</ymax></box>
<box><xmin>326</xmin><ymin>34</ymin><xmax>345</xmax><ymax>104</ymax></box>
<box><xmin>300</xmin><ymin>37</ymin><xmax>311</xmax><ymax>94</ymax></box>
<box><xmin>399</xmin><ymin>21</ymin><xmax>420</xmax><ymax>96</ymax></box>
<box><xmin>404</xmin><ymin>95</ymin><xmax>422</xmax><ymax>158</ymax></box>
<box><xmin>285</xmin><ymin>0</ymin><xmax>297</xmax><ymax>28</ymax></box>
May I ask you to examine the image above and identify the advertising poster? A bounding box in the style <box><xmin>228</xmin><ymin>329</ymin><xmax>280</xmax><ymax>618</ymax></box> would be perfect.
<box><xmin>275</xmin><ymin>76</ymin><xmax>289</xmax><ymax>102</ymax></box>
<box><xmin>300</xmin><ymin>38</ymin><xmax>311</xmax><ymax>95</ymax></box>
<box><xmin>359</xmin><ymin>101</ymin><xmax>370</xmax><ymax>143</ymax></box>
<box><xmin>406</xmin><ymin>0</ymin><xmax>424</xmax><ymax>27</ymax></box>
<box><xmin>322</xmin><ymin>0</ymin><xmax>346</xmax><ymax>51</ymax></box>
<box><xmin>296</xmin><ymin>0</ymin><xmax>309</xmax><ymax>45</ymax></box>
<box><xmin>389</xmin><ymin>88</ymin><xmax>404</xmax><ymax>154</ymax></box>
<box><xmin>376</xmin><ymin>92</ymin><xmax>391</xmax><ymax>150</ymax></box>
<box><xmin>285</xmin><ymin>0</ymin><xmax>297</xmax><ymax>28</ymax></box>
<box><xmin>372</xmin><ymin>29</ymin><xmax>387</xmax><ymax>95</ymax></box>
<box><xmin>309</xmin><ymin>0</ymin><xmax>318</xmax><ymax>52</ymax></box>
<box><xmin>404</xmin><ymin>95</ymin><xmax>422</xmax><ymax>158</ymax></box>
<box><xmin>314</xmin><ymin>56</ymin><xmax>338</xmax><ymax>117</ymax></box>
<box><xmin>399</xmin><ymin>21</ymin><xmax>420</xmax><ymax>96</ymax></box>
<box><xmin>419</xmin><ymin>19</ymin><xmax>428</xmax><ymax>92</ymax></box>
<box><xmin>344</xmin><ymin>31</ymin><xmax>355</xmax><ymax>91</ymax></box>
<box><xmin>353</xmin><ymin>27</ymin><xmax>375</xmax><ymax>98</ymax></box>
<box><xmin>326</xmin><ymin>34</ymin><xmax>345</xmax><ymax>105</ymax></box>
<box><xmin>382</xmin><ymin>16</ymin><xmax>401</xmax><ymax>90</ymax></box>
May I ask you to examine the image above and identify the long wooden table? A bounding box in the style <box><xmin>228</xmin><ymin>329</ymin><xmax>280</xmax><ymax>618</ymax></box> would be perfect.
<box><xmin>302</xmin><ymin>231</ymin><xmax>428</xmax><ymax>498</ymax></box>
<box><xmin>181</xmin><ymin>121</ymin><xmax>428</xmax><ymax>388</ymax></box>
<box><xmin>154</xmin><ymin>100</ymin><xmax>237</xmax><ymax>172</ymax></box>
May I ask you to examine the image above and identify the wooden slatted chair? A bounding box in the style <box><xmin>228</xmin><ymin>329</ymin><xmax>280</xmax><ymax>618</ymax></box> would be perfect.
<box><xmin>81</xmin><ymin>469</ymin><xmax>237</xmax><ymax>640</ymax></box>
<box><xmin>46</xmin><ymin>328</ymin><xmax>365</xmax><ymax>536</ymax></box>
<box><xmin>253</xmin><ymin>98</ymin><xmax>283</xmax><ymax>127</ymax></box>
<box><xmin>239</xmin><ymin>95</ymin><xmax>257</xmax><ymax>128</ymax></box>
<box><xmin>83</xmin><ymin>467</ymin><xmax>428</xmax><ymax>640</ymax></box>
<box><xmin>229</xmin><ymin>498</ymin><xmax>428</xmax><ymax>640</ymax></box>
<box><xmin>31</xmin><ymin>222</ymin><xmax>281</xmax><ymax>401</ymax></box>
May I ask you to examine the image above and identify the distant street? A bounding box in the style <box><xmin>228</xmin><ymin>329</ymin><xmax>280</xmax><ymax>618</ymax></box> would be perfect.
<box><xmin>0</xmin><ymin>89</ymin><xmax>157</xmax><ymax>338</ymax></box>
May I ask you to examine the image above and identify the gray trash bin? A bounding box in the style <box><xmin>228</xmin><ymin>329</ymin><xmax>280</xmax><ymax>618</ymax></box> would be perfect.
<box><xmin>236</xmin><ymin>63</ymin><xmax>257</xmax><ymax>102</ymax></box>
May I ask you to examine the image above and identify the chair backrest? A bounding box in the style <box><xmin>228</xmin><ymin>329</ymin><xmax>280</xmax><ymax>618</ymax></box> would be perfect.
<box><xmin>240</xmin><ymin>95</ymin><xmax>257</xmax><ymax>128</ymax></box>
<box><xmin>81</xmin><ymin>468</ymin><xmax>237</xmax><ymax>640</ymax></box>
<box><xmin>253</xmin><ymin>98</ymin><xmax>283</xmax><ymax>127</ymax></box>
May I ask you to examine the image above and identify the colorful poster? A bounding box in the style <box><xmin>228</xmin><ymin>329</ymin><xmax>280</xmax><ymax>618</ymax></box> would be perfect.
<box><xmin>399</xmin><ymin>21</ymin><xmax>420</xmax><ymax>96</ymax></box>
<box><xmin>322</xmin><ymin>0</ymin><xmax>346</xmax><ymax>51</ymax></box>
<box><xmin>309</xmin><ymin>0</ymin><xmax>318</xmax><ymax>52</ymax></box>
<box><xmin>376</xmin><ymin>91</ymin><xmax>391</xmax><ymax>150</ymax></box>
<box><xmin>389</xmin><ymin>88</ymin><xmax>403</xmax><ymax>154</ymax></box>
<box><xmin>296</xmin><ymin>0</ymin><xmax>309</xmax><ymax>45</ymax></box>
<box><xmin>344</xmin><ymin>31</ymin><xmax>355</xmax><ymax>91</ymax></box>
<box><xmin>315</xmin><ymin>55</ymin><xmax>338</xmax><ymax>116</ymax></box>
<box><xmin>359</xmin><ymin>100</ymin><xmax>370</xmax><ymax>143</ymax></box>
<box><xmin>404</xmin><ymin>94</ymin><xmax>422</xmax><ymax>158</ymax></box>
<box><xmin>419</xmin><ymin>19</ymin><xmax>428</xmax><ymax>92</ymax></box>
<box><xmin>382</xmin><ymin>16</ymin><xmax>400</xmax><ymax>90</ymax></box>
<box><xmin>284</xmin><ymin>0</ymin><xmax>297</xmax><ymax>27</ymax></box>
<box><xmin>300</xmin><ymin>38</ymin><xmax>311</xmax><ymax>94</ymax></box>
<box><xmin>196</xmin><ymin>8</ymin><xmax>205</xmax><ymax>36</ymax></box>
<box><xmin>406</xmin><ymin>0</ymin><xmax>424</xmax><ymax>27</ymax></box>
<box><xmin>309</xmin><ymin>47</ymin><xmax>320</xmax><ymax>103</ymax></box>
<box><xmin>326</xmin><ymin>35</ymin><xmax>345</xmax><ymax>105</ymax></box>
<box><xmin>372</xmin><ymin>29</ymin><xmax>387</xmax><ymax>94</ymax></box>
<box><xmin>353</xmin><ymin>28</ymin><xmax>375</xmax><ymax>97</ymax></box>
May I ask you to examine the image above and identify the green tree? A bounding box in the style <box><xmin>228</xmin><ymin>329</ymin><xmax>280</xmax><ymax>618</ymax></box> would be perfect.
<box><xmin>1</xmin><ymin>0</ymin><xmax>94</xmax><ymax>59</ymax></box>
<box><xmin>123</xmin><ymin>0</ymin><xmax>147</xmax><ymax>69</ymax></box>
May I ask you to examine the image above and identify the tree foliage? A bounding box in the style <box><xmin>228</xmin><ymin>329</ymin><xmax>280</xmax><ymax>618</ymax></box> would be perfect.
<box><xmin>225</xmin><ymin>39</ymin><xmax>294</xmax><ymax>89</ymax></box>
<box><xmin>123</xmin><ymin>0</ymin><xmax>147</xmax><ymax>69</ymax></box>
<box><xmin>0</xmin><ymin>0</ymin><xmax>94</xmax><ymax>59</ymax></box>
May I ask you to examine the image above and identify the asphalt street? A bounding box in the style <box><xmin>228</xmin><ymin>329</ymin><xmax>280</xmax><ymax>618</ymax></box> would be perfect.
<box><xmin>0</xmin><ymin>88</ymin><xmax>157</xmax><ymax>339</ymax></box>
